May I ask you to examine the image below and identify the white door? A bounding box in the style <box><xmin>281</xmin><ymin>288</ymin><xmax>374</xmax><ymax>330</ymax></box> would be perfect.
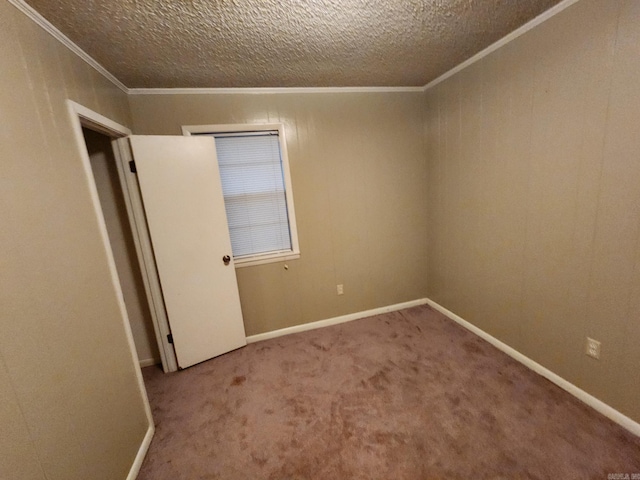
<box><xmin>127</xmin><ymin>135</ymin><xmax>246</xmax><ymax>369</ymax></box>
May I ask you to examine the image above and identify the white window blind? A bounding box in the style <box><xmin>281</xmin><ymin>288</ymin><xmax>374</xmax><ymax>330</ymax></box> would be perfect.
<box><xmin>209</xmin><ymin>131</ymin><xmax>292</xmax><ymax>258</ymax></box>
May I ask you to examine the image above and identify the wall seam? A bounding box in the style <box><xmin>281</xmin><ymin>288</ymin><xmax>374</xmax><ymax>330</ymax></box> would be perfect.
<box><xmin>580</xmin><ymin>0</ymin><xmax>622</xmax><ymax>351</ymax></box>
<box><xmin>514</xmin><ymin>31</ymin><xmax>539</xmax><ymax>355</ymax></box>
<box><xmin>0</xmin><ymin>350</ymin><xmax>49</xmax><ymax>479</ymax></box>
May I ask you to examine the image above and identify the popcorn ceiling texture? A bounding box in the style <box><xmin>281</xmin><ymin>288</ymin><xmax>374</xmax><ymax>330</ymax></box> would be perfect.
<box><xmin>25</xmin><ymin>0</ymin><xmax>562</xmax><ymax>88</ymax></box>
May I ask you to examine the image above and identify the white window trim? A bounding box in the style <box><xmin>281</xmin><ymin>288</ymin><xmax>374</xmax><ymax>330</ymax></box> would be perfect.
<box><xmin>182</xmin><ymin>123</ymin><xmax>300</xmax><ymax>268</ymax></box>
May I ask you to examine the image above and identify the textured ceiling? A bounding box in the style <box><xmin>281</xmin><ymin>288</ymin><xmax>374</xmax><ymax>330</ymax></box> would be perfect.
<box><xmin>25</xmin><ymin>0</ymin><xmax>563</xmax><ymax>88</ymax></box>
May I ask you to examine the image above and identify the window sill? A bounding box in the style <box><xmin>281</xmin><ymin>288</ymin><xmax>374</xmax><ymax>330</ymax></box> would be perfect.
<box><xmin>233</xmin><ymin>251</ymin><xmax>300</xmax><ymax>268</ymax></box>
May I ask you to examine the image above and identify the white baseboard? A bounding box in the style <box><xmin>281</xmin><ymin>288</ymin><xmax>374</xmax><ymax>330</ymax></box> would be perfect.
<box><xmin>246</xmin><ymin>298</ymin><xmax>429</xmax><ymax>344</ymax></box>
<box><xmin>139</xmin><ymin>358</ymin><xmax>159</xmax><ymax>368</ymax></box>
<box><xmin>424</xmin><ymin>298</ymin><xmax>640</xmax><ymax>437</ymax></box>
<box><xmin>126</xmin><ymin>424</ymin><xmax>154</xmax><ymax>480</ymax></box>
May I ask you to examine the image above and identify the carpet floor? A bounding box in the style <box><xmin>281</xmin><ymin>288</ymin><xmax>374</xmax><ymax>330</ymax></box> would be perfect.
<box><xmin>138</xmin><ymin>304</ymin><xmax>640</xmax><ymax>479</ymax></box>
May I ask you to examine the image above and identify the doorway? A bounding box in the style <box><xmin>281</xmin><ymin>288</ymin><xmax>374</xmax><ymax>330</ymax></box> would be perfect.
<box><xmin>68</xmin><ymin>100</ymin><xmax>178</xmax><ymax>373</ymax></box>
<box><xmin>68</xmin><ymin>100</ymin><xmax>248</xmax><ymax>374</ymax></box>
<box><xmin>82</xmin><ymin>128</ymin><xmax>160</xmax><ymax>367</ymax></box>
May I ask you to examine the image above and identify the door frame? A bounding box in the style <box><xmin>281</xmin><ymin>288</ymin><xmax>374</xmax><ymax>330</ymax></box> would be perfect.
<box><xmin>67</xmin><ymin>99</ymin><xmax>177</xmax><ymax>374</ymax></box>
<box><xmin>66</xmin><ymin>100</ymin><xmax>155</xmax><ymax>478</ymax></box>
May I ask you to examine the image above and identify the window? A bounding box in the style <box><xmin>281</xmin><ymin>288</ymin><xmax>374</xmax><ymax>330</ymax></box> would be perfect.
<box><xmin>182</xmin><ymin>123</ymin><xmax>299</xmax><ymax>267</ymax></box>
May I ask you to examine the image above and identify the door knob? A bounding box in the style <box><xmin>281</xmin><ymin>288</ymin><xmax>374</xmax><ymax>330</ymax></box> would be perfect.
<box><xmin>222</xmin><ymin>255</ymin><xmax>231</xmax><ymax>266</ymax></box>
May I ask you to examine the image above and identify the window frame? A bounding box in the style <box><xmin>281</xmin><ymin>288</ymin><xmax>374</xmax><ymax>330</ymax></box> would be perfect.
<box><xmin>182</xmin><ymin>123</ymin><xmax>300</xmax><ymax>268</ymax></box>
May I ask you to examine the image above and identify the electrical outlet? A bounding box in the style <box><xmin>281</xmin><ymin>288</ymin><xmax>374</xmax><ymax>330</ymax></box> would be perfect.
<box><xmin>586</xmin><ymin>337</ymin><xmax>601</xmax><ymax>359</ymax></box>
<box><xmin>337</xmin><ymin>284</ymin><xmax>344</xmax><ymax>295</ymax></box>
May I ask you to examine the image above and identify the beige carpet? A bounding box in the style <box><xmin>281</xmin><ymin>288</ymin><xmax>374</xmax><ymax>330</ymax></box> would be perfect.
<box><xmin>138</xmin><ymin>304</ymin><xmax>640</xmax><ymax>479</ymax></box>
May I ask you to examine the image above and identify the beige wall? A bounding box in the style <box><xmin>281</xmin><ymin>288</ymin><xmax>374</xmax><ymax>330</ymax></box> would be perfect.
<box><xmin>85</xmin><ymin>128</ymin><xmax>160</xmax><ymax>365</ymax></box>
<box><xmin>129</xmin><ymin>92</ymin><xmax>429</xmax><ymax>336</ymax></box>
<box><xmin>0</xmin><ymin>2</ymin><xmax>149</xmax><ymax>479</ymax></box>
<box><xmin>424</xmin><ymin>0</ymin><xmax>640</xmax><ymax>423</ymax></box>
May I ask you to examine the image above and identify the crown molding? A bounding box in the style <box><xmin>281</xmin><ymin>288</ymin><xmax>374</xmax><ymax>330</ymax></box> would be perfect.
<box><xmin>6</xmin><ymin>0</ymin><xmax>419</xmax><ymax>97</ymax></box>
<box><xmin>10</xmin><ymin>0</ymin><xmax>582</xmax><ymax>96</ymax></box>
<box><xmin>422</xmin><ymin>0</ymin><xmax>582</xmax><ymax>91</ymax></box>
<box><xmin>128</xmin><ymin>86</ymin><xmax>424</xmax><ymax>95</ymax></box>
<box><xmin>7</xmin><ymin>0</ymin><xmax>129</xmax><ymax>93</ymax></box>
